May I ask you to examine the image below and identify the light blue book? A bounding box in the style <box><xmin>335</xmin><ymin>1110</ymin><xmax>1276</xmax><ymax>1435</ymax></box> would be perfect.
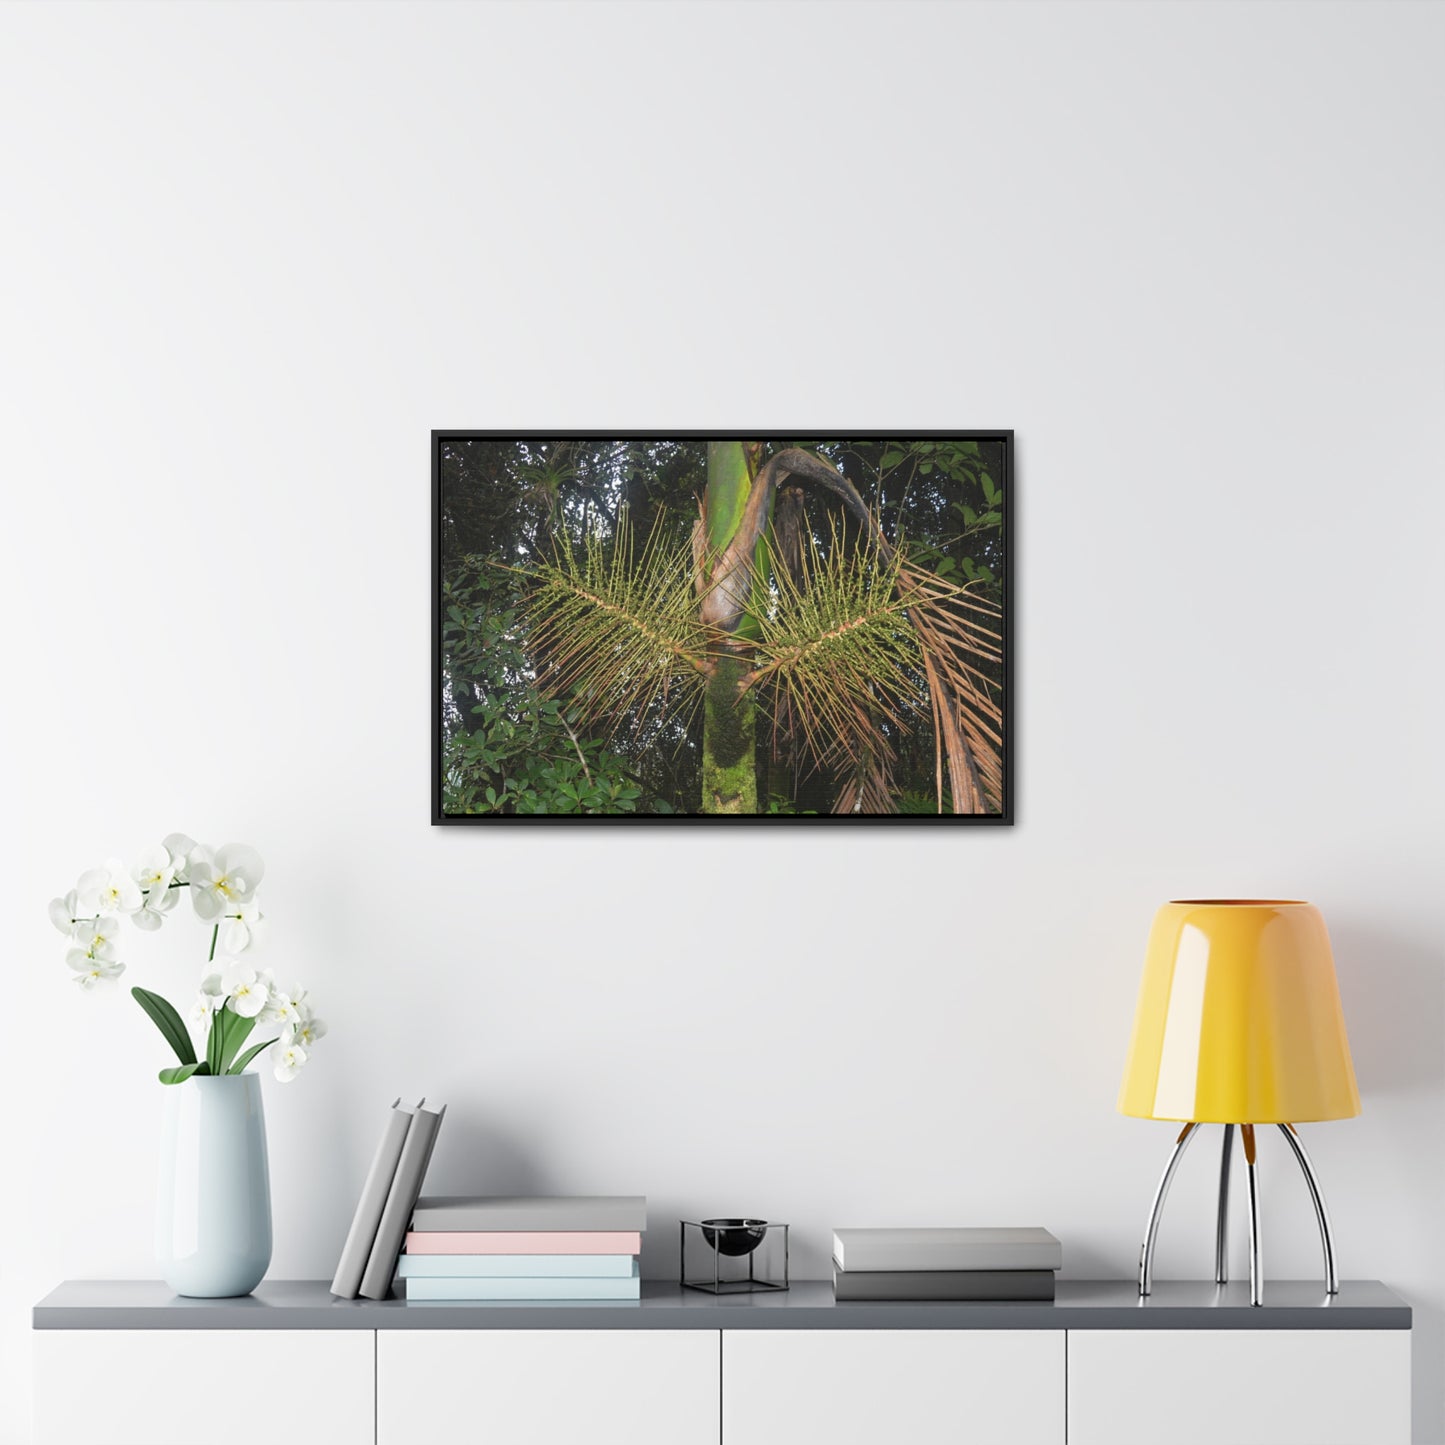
<box><xmin>404</xmin><ymin>1270</ymin><xmax>641</xmax><ymax>1302</ymax></box>
<box><xmin>397</xmin><ymin>1253</ymin><xmax>637</xmax><ymax>1279</ymax></box>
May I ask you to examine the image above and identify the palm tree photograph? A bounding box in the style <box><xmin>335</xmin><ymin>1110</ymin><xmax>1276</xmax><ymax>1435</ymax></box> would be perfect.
<box><xmin>433</xmin><ymin>433</ymin><xmax>1011</xmax><ymax>820</ymax></box>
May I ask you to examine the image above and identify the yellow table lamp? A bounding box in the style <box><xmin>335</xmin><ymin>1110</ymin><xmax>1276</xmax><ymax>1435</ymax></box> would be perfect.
<box><xmin>1119</xmin><ymin>900</ymin><xmax>1359</xmax><ymax>1305</ymax></box>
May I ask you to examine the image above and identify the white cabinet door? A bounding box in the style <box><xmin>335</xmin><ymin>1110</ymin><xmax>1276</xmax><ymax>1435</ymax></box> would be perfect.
<box><xmin>1067</xmin><ymin>1329</ymin><xmax>1411</xmax><ymax>1445</ymax></box>
<box><xmin>378</xmin><ymin>1328</ymin><xmax>720</xmax><ymax>1445</ymax></box>
<box><xmin>723</xmin><ymin>1329</ymin><xmax>1064</xmax><ymax>1445</ymax></box>
<box><xmin>34</xmin><ymin>1329</ymin><xmax>373</xmax><ymax>1445</ymax></box>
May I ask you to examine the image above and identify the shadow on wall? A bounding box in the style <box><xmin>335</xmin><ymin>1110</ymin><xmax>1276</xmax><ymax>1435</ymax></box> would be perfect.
<box><xmin>1054</xmin><ymin>1242</ymin><xmax>1119</xmax><ymax>1280</ymax></box>
<box><xmin>1330</xmin><ymin>918</ymin><xmax>1445</xmax><ymax>1096</ymax></box>
<box><xmin>422</xmin><ymin>1113</ymin><xmax>562</xmax><ymax>1197</ymax></box>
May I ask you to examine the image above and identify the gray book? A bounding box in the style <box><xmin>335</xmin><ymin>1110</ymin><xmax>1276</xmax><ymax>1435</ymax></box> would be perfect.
<box><xmin>410</xmin><ymin>1195</ymin><xmax>647</xmax><ymax>1233</ymax></box>
<box><xmin>833</xmin><ymin>1266</ymin><xmax>1056</xmax><ymax>1301</ymax></box>
<box><xmin>832</xmin><ymin>1227</ymin><xmax>1062</xmax><ymax>1273</ymax></box>
<box><xmin>359</xmin><ymin>1101</ymin><xmax>446</xmax><ymax>1300</ymax></box>
<box><xmin>330</xmin><ymin>1097</ymin><xmax>422</xmax><ymax>1299</ymax></box>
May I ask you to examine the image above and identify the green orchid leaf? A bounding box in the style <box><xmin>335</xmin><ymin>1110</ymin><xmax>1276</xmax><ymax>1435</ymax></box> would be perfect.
<box><xmin>207</xmin><ymin>1007</ymin><xmax>225</xmax><ymax>1075</ymax></box>
<box><xmin>159</xmin><ymin>1062</ymin><xmax>205</xmax><ymax>1085</ymax></box>
<box><xmin>131</xmin><ymin>987</ymin><xmax>197</xmax><ymax>1067</ymax></box>
<box><xmin>218</xmin><ymin>1011</ymin><xmax>257</xmax><ymax>1072</ymax></box>
<box><xmin>229</xmin><ymin>1037</ymin><xmax>277</xmax><ymax>1075</ymax></box>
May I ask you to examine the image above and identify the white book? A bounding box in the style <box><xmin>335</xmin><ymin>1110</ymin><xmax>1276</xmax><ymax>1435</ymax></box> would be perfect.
<box><xmin>330</xmin><ymin>1098</ymin><xmax>422</xmax><ymax>1300</ymax></box>
<box><xmin>832</xmin><ymin>1227</ymin><xmax>1062</xmax><ymax>1273</ymax></box>
<box><xmin>359</xmin><ymin>1101</ymin><xmax>447</xmax><ymax>1300</ymax></box>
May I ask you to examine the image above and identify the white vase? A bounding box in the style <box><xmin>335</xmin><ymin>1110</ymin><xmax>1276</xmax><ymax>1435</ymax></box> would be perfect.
<box><xmin>156</xmin><ymin>1073</ymin><xmax>272</xmax><ymax>1297</ymax></box>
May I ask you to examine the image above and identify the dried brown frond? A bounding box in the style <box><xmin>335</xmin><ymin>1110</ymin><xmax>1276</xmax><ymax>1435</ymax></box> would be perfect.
<box><xmin>896</xmin><ymin>561</ymin><xmax>1005</xmax><ymax>812</ymax></box>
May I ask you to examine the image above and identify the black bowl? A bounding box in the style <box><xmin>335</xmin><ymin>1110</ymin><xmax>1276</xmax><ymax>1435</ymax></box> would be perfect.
<box><xmin>701</xmin><ymin>1218</ymin><xmax>768</xmax><ymax>1257</ymax></box>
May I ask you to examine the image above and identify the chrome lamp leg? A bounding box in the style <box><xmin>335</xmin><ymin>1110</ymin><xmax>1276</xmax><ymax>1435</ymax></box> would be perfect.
<box><xmin>1138</xmin><ymin>1122</ymin><xmax>1199</xmax><ymax>1297</ymax></box>
<box><xmin>1215</xmin><ymin>1123</ymin><xmax>1235</xmax><ymax>1285</ymax></box>
<box><xmin>1242</xmin><ymin>1124</ymin><xmax>1263</xmax><ymax>1306</ymax></box>
<box><xmin>1278</xmin><ymin>1123</ymin><xmax>1339</xmax><ymax>1294</ymax></box>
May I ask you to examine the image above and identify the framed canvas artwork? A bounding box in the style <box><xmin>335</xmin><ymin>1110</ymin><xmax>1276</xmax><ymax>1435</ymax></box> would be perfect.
<box><xmin>433</xmin><ymin>433</ymin><xmax>1012</xmax><ymax>822</ymax></box>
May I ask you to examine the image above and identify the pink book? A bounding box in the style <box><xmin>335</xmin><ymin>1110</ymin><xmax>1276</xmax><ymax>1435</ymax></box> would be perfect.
<box><xmin>403</xmin><ymin>1230</ymin><xmax>642</xmax><ymax>1255</ymax></box>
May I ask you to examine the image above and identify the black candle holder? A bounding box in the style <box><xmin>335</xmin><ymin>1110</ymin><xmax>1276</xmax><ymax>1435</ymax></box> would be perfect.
<box><xmin>680</xmin><ymin>1218</ymin><xmax>789</xmax><ymax>1293</ymax></box>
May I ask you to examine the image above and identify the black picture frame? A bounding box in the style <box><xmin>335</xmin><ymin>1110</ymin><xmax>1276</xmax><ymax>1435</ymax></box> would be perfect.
<box><xmin>433</xmin><ymin>431</ymin><xmax>1014</xmax><ymax>824</ymax></box>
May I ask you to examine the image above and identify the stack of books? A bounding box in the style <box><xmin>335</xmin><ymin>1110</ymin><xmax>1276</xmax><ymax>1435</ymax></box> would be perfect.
<box><xmin>831</xmin><ymin>1226</ymin><xmax>1062</xmax><ymax>1301</ymax></box>
<box><xmin>398</xmin><ymin>1195</ymin><xmax>647</xmax><ymax>1300</ymax></box>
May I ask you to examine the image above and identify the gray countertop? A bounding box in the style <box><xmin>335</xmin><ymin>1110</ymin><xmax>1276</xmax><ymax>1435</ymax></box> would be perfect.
<box><xmin>34</xmin><ymin>1279</ymin><xmax>1411</xmax><ymax>1331</ymax></box>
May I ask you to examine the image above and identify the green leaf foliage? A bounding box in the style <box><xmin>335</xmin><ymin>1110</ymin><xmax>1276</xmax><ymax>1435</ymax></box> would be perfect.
<box><xmin>159</xmin><ymin>1062</ymin><xmax>209</xmax><ymax>1085</ymax></box>
<box><xmin>206</xmin><ymin>1007</ymin><xmax>224</xmax><ymax>1075</ymax></box>
<box><xmin>441</xmin><ymin>554</ymin><xmax>663</xmax><ymax>816</ymax></box>
<box><xmin>131</xmin><ymin>986</ymin><xmax>197</xmax><ymax>1067</ymax></box>
<box><xmin>204</xmin><ymin>1007</ymin><xmax>256</xmax><ymax>1076</ymax></box>
<box><xmin>229</xmin><ymin>1037</ymin><xmax>276</xmax><ymax>1075</ymax></box>
<box><xmin>220</xmin><ymin>1012</ymin><xmax>257</xmax><ymax>1072</ymax></box>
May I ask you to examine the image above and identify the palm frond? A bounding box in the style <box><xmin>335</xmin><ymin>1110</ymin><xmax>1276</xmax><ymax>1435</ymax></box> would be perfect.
<box><xmin>896</xmin><ymin>561</ymin><xmax>1005</xmax><ymax>812</ymax></box>
<box><xmin>831</xmin><ymin>732</ymin><xmax>901</xmax><ymax>815</ymax></box>
<box><xmin>743</xmin><ymin>524</ymin><xmax>926</xmax><ymax>772</ymax></box>
<box><xmin>522</xmin><ymin>512</ymin><xmax>710</xmax><ymax>736</ymax></box>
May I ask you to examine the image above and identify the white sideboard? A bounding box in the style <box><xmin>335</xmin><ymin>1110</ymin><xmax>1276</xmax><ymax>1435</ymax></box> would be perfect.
<box><xmin>33</xmin><ymin>1279</ymin><xmax>1413</xmax><ymax>1445</ymax></box>
<box><xmin>378</xmin><ymin>1329</ymin><xmax>719</xmax><ymax>1445</ymax></box>
<box><xmin>724</xmin><ymin>1328</ymin><xmax>1063</xmax><ymax>1444</ymax></box>
<box><xmin>1068</xmin><ymin>1327</ymin><xmax>1411</xmax><ymax>1445</ymax></box>
<box><xmin>34</xmin><ymin>1328</ymin><xmax>373</xmax><ymax>1445</ymax></box>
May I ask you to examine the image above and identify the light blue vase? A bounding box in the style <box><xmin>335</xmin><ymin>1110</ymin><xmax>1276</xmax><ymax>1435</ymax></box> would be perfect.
<box><xmin>156</xmin><ymin>1073</ymin><xmax>272</xmax><ymax>1297</ymax></box>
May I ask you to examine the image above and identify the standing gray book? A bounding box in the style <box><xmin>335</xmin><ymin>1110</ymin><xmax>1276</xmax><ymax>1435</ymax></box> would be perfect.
<box><xmin>832</xmin><ymin>1267</ymin><xmax>1056</xmax><ymax>1301</ymax></box>
<box><xmin>330</xmin><ymin>1097</ymin><xmax>423</xmax><ymax>1299</ymax></box>
<box><xmin>359</xmin><ymin>1101</ymin><xmax>447</xmax><ymax>1300</ymax></box>
<box><xmin>832</xmin><ymin>1227</ymin><xmax>1062</xmax><ymax>1273</ymax></box>
<box><xmin>410</xmin><ymin>1196</ymin><xmax>647</xmax><ymax>1232</ymax></box>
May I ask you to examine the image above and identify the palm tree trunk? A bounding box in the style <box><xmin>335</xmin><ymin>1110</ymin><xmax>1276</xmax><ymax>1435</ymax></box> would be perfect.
<box><xmin>700</xmin><ymin>441</ymin><xmax>759</xmax><ymax>814</ymax></box>
<box><xmin>703</xmin><ymin>652</ymin><xmax>756</xmax><ymax>813</ymax></box>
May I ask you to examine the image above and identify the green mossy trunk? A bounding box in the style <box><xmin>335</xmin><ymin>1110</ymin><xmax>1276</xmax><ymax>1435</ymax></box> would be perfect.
<box><xmin>702</xmin><ymin>653</ymin><xmax>757</xmax><ymax>814</ymax></box>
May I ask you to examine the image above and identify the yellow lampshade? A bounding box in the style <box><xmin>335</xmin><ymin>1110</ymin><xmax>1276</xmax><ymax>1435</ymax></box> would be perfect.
<box><xmin>1118</xmin><ymin>899</ymin><xmax>1360</xmax><ymax>1124</ymax></box>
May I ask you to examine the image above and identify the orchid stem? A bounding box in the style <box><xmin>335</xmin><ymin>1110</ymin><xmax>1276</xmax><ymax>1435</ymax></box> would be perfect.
<box><xmin>208</xmin><ymin>925</ymin><xmax>218</xmax><ymax>963</ymax></box>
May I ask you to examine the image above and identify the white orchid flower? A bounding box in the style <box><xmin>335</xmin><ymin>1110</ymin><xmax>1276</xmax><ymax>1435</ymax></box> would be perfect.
<box><xmin>162</xmin><ymin>833</ymin><xmax>198</xmax><ymax>882</ymax></box>
<box><xmin>221</xmin><ymin>898</ymin><xmax>266</xmax><ymax>956</ymax></box>
<box><xmin>133</xmin><ymin>882</ymin><xmax>182</xmax><ymax>931</ymax></box>
<box><xmin>48</xmin><ymin>890</ymin><xmax>81</xmax><ymax>935</ymax></box>
<box><xmin>131</xmin><ymin>844</ymin><xmax>178</xmax><ymax>893</ymax></box>
<box><xmin>273</xmin><ymin>1042</ymin><xmax>308</xmax><ymax>1082</ymax></box>
<box><xmin>75</xmin><ymin>859</ymin><xmax>143</xmax><ymax>916</ymax></box>
<box><xmin>284</xmin><ymin>1012</ymin><xmax>327</xmax><ymax>1050</ymax></box>
<box><xmin>260</xmin><ymin>986</ymin><xmax>299</xmax><ymax>1028</ymax></box>
<box><xmin>72</xmin><ymin>916</ymin><xmax>123</xmax><ymax>962</ymax></box>
<box><xmin>68</xmin><ymin>953</ymin><xmax>125</xmax><ymax>989</ymax></box>
<box><xmin>190</xmin><ymin>844</ymin><xmax>264</xmax><ymax>922</ymax></box>
<box><xmin>137</xmin><ymin>835</ymin><xmax>199</xmax><ymax>926</ymax></box>
<box><xmin>191</xmin><ymin>973</ymin><xmax>227</xmax><ymax>1028</ymax></box>
<box><xmin>223</xmin><ymin>967</ymin><xmax>270</xmax><ymax>1019</ymax></box>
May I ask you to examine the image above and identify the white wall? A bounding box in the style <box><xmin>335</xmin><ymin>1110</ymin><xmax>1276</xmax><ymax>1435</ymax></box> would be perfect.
<box><xmin>2</xmin><ymin>1</ymin><xmax>1440</xmax><ymax>1439</ymax></box>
